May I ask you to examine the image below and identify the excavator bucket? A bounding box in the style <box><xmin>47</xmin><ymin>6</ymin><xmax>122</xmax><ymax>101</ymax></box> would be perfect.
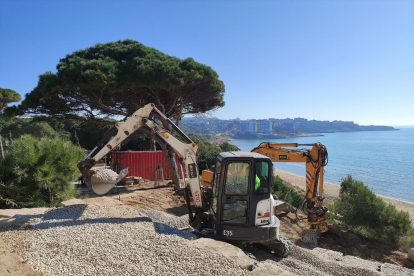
<box><xmin>79</xmin><ymin>166</ymin><xmax>128</xmax><ymax>195</ymax></box>
<box><xmin>89</xmin><ymin>168</ymin><xmax>128</xmax><ymax>195</ymax></box>
<box><xmin>301</xmin><ymin>229</ymin><xmax>320</xmax><ymax>247</ymax></box>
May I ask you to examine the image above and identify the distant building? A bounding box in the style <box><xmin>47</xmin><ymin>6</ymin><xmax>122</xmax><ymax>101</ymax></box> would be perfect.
<box><xmin>240</xmin><ymin>119</ymin><xmax>256</xmax><ymax>134</ymax></box>
<box><xmin>257</xmin><ymin>119</ymin><xmax>272</xmax><ymax>134</ymax></box>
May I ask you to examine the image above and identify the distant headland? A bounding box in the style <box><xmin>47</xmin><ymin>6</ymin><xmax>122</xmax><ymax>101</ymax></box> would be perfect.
<box><xmin>179</xmin><ymin>117</ymin><xmax>398</xmax><ymax>140</ymax></box>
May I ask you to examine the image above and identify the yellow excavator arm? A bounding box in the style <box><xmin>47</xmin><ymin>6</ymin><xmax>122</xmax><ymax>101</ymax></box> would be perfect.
<box><xmin>251</xmin><ymin>142</ymin><xmax>329</xmax><ymax>233</ymax></box>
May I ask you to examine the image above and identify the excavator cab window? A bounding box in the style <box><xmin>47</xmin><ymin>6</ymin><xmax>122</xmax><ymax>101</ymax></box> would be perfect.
<box><xmin>221</xmin><ymin>162</ymin><xmax>250</xmax><ymax>225</ymax></box>
<box><xmin>224</xmin><ymin>162</ymin><xmax>250</xmax><ymax>195</ymax></box>
<box><xmin>255</xmin><ymin>161</ymin><xmax>269</xmax><ymax>195</ymax></box>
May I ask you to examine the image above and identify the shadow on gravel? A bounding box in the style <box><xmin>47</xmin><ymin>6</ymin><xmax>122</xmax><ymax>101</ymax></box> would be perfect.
<box><xmin>1</xmin><ymin>205</ymin><xmax>152</xmax><ymax>232</ymax></box>
<box><xmin>165</xmin><ymin>205</ymin><xmax>191</xmax><ymax>216</ymax></box>
<box><xmin>0</xmin><ymin>213</ymin><xmax>45</xmax><ymax>233</ymax></box>
<box><xmin>33</xmin><ymin>217</ymin><xmax>152</xmax><ymax>230</ymax></box>
<box><xmin>43</xmin><ymin>204</ymin><xmax>88</xmax><ymax>221</ymax></box>
<box><xmin>152</xmin><ymin>222</ymin><xmax>197</xmax><ymax>240</ymax></box>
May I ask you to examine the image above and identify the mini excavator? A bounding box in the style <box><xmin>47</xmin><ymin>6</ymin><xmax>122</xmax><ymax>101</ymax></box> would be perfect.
<box><xmin>78</xmin><ymin>103</ymin><xmax>292</xmax><ymax>256</ymax></box>
<box><xmin>251</xmin><ymin>142</ymin><xmax>336</xmax><ymax>245</ymax></box>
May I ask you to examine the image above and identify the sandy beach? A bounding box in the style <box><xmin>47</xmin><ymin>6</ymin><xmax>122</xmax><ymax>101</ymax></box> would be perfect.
<box><xmin>274</xmin><ymin>168</ymin><xmax>414</xmax><ymax>222</ymax></box>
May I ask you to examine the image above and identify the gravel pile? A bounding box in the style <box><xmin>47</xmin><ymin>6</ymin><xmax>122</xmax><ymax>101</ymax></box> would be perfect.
<box><xmin>0</xmin><ymin>205</ymin><xmax>246</xmax><ymax>276</ymax></box>
<box><xmin>92</xmin><ymin>168</ymin><xmax>119</xmax><ymax>181</ymax></box>
<box><xmin>248</xmin><ymin>244</ymin><xmax>414</xmax><ymax>276</ymax></box>
<box><xmin>139</xmin><ymin>209</ymin><xmax>189</xmax><ymax>229</ymax></box>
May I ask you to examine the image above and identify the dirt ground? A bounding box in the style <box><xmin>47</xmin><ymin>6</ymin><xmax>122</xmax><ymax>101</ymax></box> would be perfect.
<box><xmin>0</xmin><ymin>238</ymin><xmax>43</xmax><ymax>276</ymax></box>
<box><xmin>117</xmin><ymin>186</ymin><xmax>188</xmax><ymax>216</ymax></box>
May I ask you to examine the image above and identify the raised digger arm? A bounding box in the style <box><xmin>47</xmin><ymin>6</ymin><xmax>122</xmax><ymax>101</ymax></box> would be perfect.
<box><xmin>78</xmin><ymin>103</ymin><xmax>205</xmax><ymax>212</ymax></box>
<box><xmin>251</xmin><ymin>142</ymin><xmax>329</xmax><ymax>232</ymax></box>
<box><xmin>77</xmin><ymin>103</ymin><xmax>155</xmax><ymax>182</ymax></box>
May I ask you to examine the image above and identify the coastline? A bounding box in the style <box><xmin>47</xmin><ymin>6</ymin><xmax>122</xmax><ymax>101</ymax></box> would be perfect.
<box><xmin>230</xmin><ymin>133</ymin><xmax>323</xmax><ymax>141</ymax></box>
<box><xmin>273</xmin><ymin>168</ymin><xmax>414</xmax><ymax>222</ymax></box>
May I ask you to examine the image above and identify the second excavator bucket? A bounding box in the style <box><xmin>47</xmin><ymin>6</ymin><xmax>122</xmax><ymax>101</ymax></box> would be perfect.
<box><xmin>301</xmin><ymin>229</ymin><xmax>320</xmax><ymax>247</ymax></box>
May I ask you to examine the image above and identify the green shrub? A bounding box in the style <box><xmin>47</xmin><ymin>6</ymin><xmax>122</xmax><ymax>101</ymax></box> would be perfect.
<box><xmin>1</xmin><ymin>119</ymin><xmax>59</xmax><ymax>141</ymax></box>
<box><xmin>399</xmin><ymin>228</ymin><xmax>414</xmax><ymax>249</ymax></box>
<box><xmin>0</xmin><ymin>135</ymin><xmax>85</xmax><ymax>208</ymax></box>
<box><xmin>189</xmin><ymin>134</ymin><xmax>220</xmax><ymax>172</ymax></box>
<box><xmin>219</xmin><ymin>142</ymin><xmax>239</xmax><ymax>152</ymax></box>
<box><xmin>331</xmin><ymin>175</ymin><xmax>413</xmax><ymax>242</ymax></box>
<box><xmin>272</xmin><ymin>176</ymin><xmax>304</xmax><ymax>210</ymax></box>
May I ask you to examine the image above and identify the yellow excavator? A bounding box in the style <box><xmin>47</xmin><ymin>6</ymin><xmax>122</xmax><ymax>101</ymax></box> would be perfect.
<box><xmin>251</xmin><ymin>142</ymin><xmax>333</xmax><ymax>245</ymax></box>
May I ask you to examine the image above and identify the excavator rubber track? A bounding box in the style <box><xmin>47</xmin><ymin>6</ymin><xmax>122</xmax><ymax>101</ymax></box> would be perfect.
<box><xmin>255</xmin><ymin>235</ymin><xmax>293</xmax><ymax>257</ymax></box>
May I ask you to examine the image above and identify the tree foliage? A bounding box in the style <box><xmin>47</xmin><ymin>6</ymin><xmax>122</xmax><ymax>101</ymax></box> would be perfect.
<box><xmin>9</xmin><ymin>39</ymin><xmax>226</xmax><ymax>188</ymax></box>
<box><xmin>13</xmin><ymin>39</ymin><xmax>225</xmax><ymax>121</ymax></box>
<box><xmin>0</xmin><ymin>135</ymin><xmax>85</xmax><ymax>208</ymax></box>
<box><xmin>0</xmin><ymin>88</ymin><xmax>21</xmax><ymax>111</ymax></box>
<box><xmin>1</xmin><ymin>118</ymin><xmax>59</xmax><ymax>142</ymax></box>
<box><xmin>331</xmin><ymin>175</ymin><xmax>413</xmax><ymax>242</ymax></box>
<box><xmin>189</xmin><ymin>134</ymin><xmax>239</xmax><ymax>172</ymax></box>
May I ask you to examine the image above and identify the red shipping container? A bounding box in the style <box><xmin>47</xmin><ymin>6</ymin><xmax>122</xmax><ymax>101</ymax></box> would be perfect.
<box><xmin>110</xmin><ymin>151</ymin><xmax>183</xmax><ymax>181</ymax></box>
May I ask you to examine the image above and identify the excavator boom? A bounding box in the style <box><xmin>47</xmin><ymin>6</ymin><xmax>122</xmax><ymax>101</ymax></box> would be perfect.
<box><xmin>251</xmin><ymin>142</ymin><xmax>329</xmax><ymax>245</ymax></box>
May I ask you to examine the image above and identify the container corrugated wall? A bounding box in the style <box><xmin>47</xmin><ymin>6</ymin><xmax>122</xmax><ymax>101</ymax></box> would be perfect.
<box><xmin>110</xmin><ymin>151</ymin><xmax>183</xmax><ymax>181</ymax></box>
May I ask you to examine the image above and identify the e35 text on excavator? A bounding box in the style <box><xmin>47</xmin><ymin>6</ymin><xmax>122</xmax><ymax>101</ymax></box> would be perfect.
<box><xmin>251</xmin><ymin>142</ymin><xmax>335</xmax><ymax>246</ymax></box>
<box><xmin>78</xmin><ymin>103</ymin><xmax>292</xmax><ymax>256</ymax></box>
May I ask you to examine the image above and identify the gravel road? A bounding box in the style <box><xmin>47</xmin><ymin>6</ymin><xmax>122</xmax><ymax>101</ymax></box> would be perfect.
<box><xmin>1</xmin><ymin>204</ymin><xmax>413</xmax><ymax>276</ymax></box>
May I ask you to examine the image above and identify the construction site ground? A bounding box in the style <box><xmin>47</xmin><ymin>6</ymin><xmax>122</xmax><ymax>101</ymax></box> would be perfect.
<box><xmin>0</xmin><ymin>179</ymin><xmax>413</xmax><ymax>275</ymax></box>
<box><xmin>112</xmin><ymin>180</ymin><xmax>414</xmax><ymax>269</ymax></box>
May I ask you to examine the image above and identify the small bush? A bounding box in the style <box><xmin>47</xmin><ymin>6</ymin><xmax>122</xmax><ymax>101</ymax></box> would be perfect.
<box><xmin>219</xmin><ymin>142</ymin><xmax>239</xmax><ymax>152</ymax></box>
<box><xmin>331</xmin><ymin>175</ymin><xmax>413</xmax><ymax>242</ymax></box>
<box><xmin>0</xmin><ymin>135</ymin><xmax>85</xmax><ymax>208</ymax></box>
<box><xmin>272</xmin><ymin>176</ymin><xmax>304</xmax><ymax>210</ymax></box>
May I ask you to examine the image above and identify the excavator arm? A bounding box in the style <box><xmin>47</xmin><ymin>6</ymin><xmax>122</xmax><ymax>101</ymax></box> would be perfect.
<box><xmin>77</xmin><ymin>103</ymin><xmax>205</xmax><ymax>211</ymax></box>
<box><xmin>77</xmin><ymin>104</ymin><xmax>154</xmax><ymax>184</ymax></box>
<box><xmin>251</xmin><ymin>142</ymin><xmax>329</xmax><ymax>240</ymax></box>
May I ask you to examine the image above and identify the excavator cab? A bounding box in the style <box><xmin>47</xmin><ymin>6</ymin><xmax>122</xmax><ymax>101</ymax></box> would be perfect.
<box><xmin>209</xmin><ymin>152</ymin><xmax>282</xmax><ymax>244</ymax></box>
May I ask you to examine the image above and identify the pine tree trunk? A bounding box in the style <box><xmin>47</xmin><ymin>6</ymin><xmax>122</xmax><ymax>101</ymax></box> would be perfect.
<box><xmin>162</xmin><ymin>145</ymin><xmax>181</xmax><ymax>190</ymax></box>
<box><xmin>0</xmin><ymin>135</ymin><xmax>5</xmax><ymax>161</ymax></box>
<box><xmin>155</xmin><ymin>117</ymin><xmax>181</xmax><ymax>190</ymax></box>
<box><xmin>149</xmin><ymin>129</ymin><xmax>156</xmax><ymax>151</ymax></box>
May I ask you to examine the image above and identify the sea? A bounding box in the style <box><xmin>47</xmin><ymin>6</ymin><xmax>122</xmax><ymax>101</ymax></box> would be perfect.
<box><xmin>230</xmin><ymin>127</ymin><xmax>414</xmax><ymax>204</ymax></box>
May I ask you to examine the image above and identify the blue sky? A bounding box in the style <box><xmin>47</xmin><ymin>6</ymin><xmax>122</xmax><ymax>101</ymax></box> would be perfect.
<box><xmin>1</xmin><ymin>1</ymin><xmax>413</xmax><ymax>125</ymax></box>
